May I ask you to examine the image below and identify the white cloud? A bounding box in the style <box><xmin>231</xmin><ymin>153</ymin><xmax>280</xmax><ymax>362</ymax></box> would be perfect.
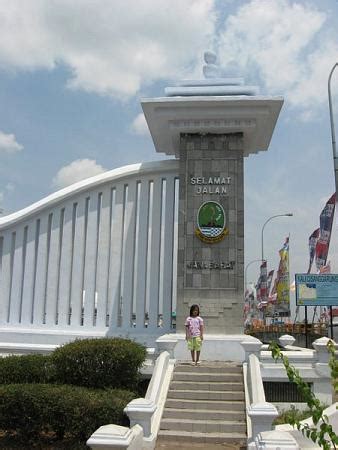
<box><xmin>131</xmin><ymin>113</ymin><xmax>149</xmax><ymax>136</ymax></box>
<box><xmin>217</xmin><ymin>0</ymin><xmax>337</xmax><ymax>109</ymax></box>
<box><xmin>0</xmin><ymin>0</ymin><xmax>215</xmax><ymax>99</ymax></box>
<box><xmin>0</xmin><ymin>131</ymin><xmax>23</xmax><ymax>153</ymax></box>
<box><xmin>1</xmin><ymin>0</ymin><xmax>335</xmax><ymax>113</ymax></box>
<box><xmin>52</xmin><ymin>159</ymin><xmax>106</xmax><ymax>189</ymax></box>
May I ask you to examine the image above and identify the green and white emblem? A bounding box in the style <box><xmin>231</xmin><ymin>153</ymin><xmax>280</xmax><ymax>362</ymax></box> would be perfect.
<box><xmin>195</xmin><ymin>201</ymin><xmax>228</xmax><ymax>243</ymax></box>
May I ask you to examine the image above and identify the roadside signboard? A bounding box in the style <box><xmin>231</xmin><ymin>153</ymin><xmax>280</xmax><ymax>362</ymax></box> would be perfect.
<box><xmin>295</xmin><ymin>273</ymin><xmax>338</xmax><ymax>306</ymax></box>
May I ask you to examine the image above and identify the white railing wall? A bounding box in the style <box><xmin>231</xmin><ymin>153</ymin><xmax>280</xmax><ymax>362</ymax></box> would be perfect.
<box><xmin>0</xmin><ymin>160</ymin><xmax>179</xmax><ymax>345</ymax></box>
<box><xmin>87</xmin><ymin>351</ymin><xmax>175</xmax><ymax>449</ymax></box>
<box><xmin>245</xmin><ymin>352</ymin><xmax>278</xmax><ymax>447</ymax></box>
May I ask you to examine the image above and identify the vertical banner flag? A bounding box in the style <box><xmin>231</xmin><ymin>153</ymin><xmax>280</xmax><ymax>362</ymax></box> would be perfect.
<box><xmin>315</xmin><ymin>193</ymin><xmax>336</xmax><ymax>270</ymax></box>
<box><xmin>276</xmin><ymin>237</ymin><xmax>290</xmax><ymax>316</ymax></box>
<box><xmin>255</xmin><ymin>273</ymin><xmax>261</xmax><ymax>302</ymax></box>
<box><xmin>243</xmin><ymin>288</ymin><xmax>254</xmax><ymax>325</ymax></box>
<box><xmin>257</xmin><ymin>260</ymin><xmax>267</xmax><ymax>309</ymax></box>
<box><xmin>265</xmin><ymin>269</ymin><xmax>275</xmax><ymax>317</ymax></box>
<box><xmin>308</xmin><ymin>228</ymin><xmax>320</xmax><ymax>273</ymax></box>
<box><xmin>269</xmin><ymin>278</ymin><xmax>277</xmax><ymax>304</ymax></box>
<box><xmin>267</xmin><ymin>269</ymin><xmax>274</xmax><ymax>295</ymax></box>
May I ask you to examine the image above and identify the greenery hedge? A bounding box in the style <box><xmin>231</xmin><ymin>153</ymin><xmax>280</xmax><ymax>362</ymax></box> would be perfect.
<box><xmin>0</xmin><ymin>338</ymin><xmax>147</xmax><ymax>390</ymax></box>
<box><xmin>0</xmin><ymin>354</ymin><xmax>54</xmax><ymax>384</ymax></box>
<box><xmin>0</xmin><ymin>383</ymin><xmax>135</xmax><ymax>441</ymax></box>
<box><xmin>0</xmin><ymin>338</ymin><xmax>147</xmax><ymax>444</ymax></box>
<box><xmin>51</xmin><ymin>337</ymin><xmax>147</xmax><ymax>389</ymax></box>
<box><xmin>273</xmin><ymin>405</ymin><xmax>312</xmax><ymax>425</ymax></box>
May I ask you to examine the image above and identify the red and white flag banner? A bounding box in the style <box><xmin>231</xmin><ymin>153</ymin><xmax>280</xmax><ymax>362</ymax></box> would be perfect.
<box><xmin>267</xmin><ymin>269</ymin><xmax>274</xmax><ymax>296</ymax></box>
<box><xmin>315</xmin><ymin>193</ymin><xmax>335</xmax><ymax>270</ymax></box>
<box><xmin>308</xmin><ymin>228</ymin><xmax>319</xmax><ymax>273</ymax></box>
<box><xmin>259</xmin><ymin>260</ymin><xmax>267</xmax><ymax>304</ymax></box>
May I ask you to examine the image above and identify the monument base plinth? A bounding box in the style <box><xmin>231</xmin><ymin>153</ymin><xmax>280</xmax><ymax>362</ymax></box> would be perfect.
<box><xmin>156</xmin><ymin>333</ymin><xmax>262</xmax><ymax>362</ymax></box>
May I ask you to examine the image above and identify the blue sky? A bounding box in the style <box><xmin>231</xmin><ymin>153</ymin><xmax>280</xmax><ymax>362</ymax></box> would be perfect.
<box><xmin>0</xmin><ymin>0</ymin><xmax>337</xmax><ymax>287</ymax></box>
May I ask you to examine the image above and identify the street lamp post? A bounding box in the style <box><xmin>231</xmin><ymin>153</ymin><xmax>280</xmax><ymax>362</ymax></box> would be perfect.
<box><xmin>244</xmin><ymin>259</ymin><xmax>262</xmax><ymax>292</ymax></box>
<box><xmin>328</xmin><ymin>63</ymin><xmax>338</xmax><ymax>196</ymax></box>
<box><xmin>260</xmin><ymin>213</ymin><xmax>293</xmax><ymax>324</ymax></box>
<box><xmin>261</xmin><ymin>213</ymin><xmax>293</xmax><ymax>262</ymax></box>
<box><xmin>244</xmin><ymin>258</ymin><xmax>261</xmax><ymax>327</ymax></box>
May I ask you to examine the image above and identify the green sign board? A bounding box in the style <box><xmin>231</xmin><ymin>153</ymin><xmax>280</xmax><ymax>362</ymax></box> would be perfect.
<box><xmin>295</xmin><ymin>273</ymin><xmax>338</xmax><ymax>306</ymax></box>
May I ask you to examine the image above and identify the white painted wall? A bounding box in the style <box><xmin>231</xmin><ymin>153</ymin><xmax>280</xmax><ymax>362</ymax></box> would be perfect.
<box><xmin>0</xmin><ymin>160</ymin><xmax>179</xmax><ymax>346</ymax></box>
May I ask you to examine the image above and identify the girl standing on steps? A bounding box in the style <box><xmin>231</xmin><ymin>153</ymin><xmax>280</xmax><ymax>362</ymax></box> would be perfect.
<box><xmin>185</xmin><ymin>304</ymin><xmax>204</xmax><ymax>366</ymax></box>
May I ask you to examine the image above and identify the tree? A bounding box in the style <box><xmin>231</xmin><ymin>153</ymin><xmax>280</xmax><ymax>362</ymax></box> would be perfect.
<box><xmin>269</xmin><ymin>340</ymin><xmax>338</xmax><ymax>450</ymax></box>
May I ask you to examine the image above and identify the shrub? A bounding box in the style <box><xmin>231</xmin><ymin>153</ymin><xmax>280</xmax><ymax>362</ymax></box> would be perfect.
<box><xmin>273</xmin><ymin>405</ymin><xmax>312</xmax><ymax>425</ymax></box>
<box><xmin>0</xmin><ymin>354</ymin><xmax>55</xmax><ymax>384</ymax></box>
<box><xmin>0</xmin><ymin>383</ymin><xmax>135</xmax><ymax>442</ymax></box>
<box><xmin>51</xmin><ymin>337</ymin><xmax>147</xmax><ymax>389</ymax></box>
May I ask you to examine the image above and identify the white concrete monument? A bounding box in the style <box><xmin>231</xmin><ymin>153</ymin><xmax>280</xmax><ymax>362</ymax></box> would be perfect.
<box><xmin>143</xmin><ymin>51</ymin><xmax>283</xmax><ymax>359</ymax></box>
<box><xmin>0</xmin><ymin>52</ymin><xmax>282</xmax><ymax>357</ymax></box>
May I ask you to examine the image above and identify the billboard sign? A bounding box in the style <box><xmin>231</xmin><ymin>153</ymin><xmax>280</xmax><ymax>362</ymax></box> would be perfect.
<box><xmin>295</xmin><ymin>273</ymin><xmax>338</xmax><ymax>306</ymax></box>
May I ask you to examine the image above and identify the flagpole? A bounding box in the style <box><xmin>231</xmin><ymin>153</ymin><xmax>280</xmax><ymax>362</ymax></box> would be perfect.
<box><xmin>326</xmin><ymin>62</ymin><xmax>337</xmax><ymax>339</ymax></box>
<box><xmin>261</xmin><ymin>213</ymin><xmax>293</xmax><ymax>261</ymax></box>
<box><xmin>305</xmin><ymin>306</ymin><xmax>308</xmax><ymax>348</ymax></box>
<box><xmin>328</xmin><ymin>63</ymin><xmax>338</xmax><ymax>196</ymax></box>
<box><xmin>244</xmin><ymin>259</ymin><xmax>261</xmax><ymax>292</ymax></box>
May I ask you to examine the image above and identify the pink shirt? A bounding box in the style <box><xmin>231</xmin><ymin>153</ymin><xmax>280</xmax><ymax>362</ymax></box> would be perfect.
<box><xmin>185</xmin><ymin>316</ymin><xmax>203</xmax><ymax>337</ymax></box>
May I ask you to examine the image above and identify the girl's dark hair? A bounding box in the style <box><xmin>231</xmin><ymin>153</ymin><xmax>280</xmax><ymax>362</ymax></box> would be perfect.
<box><xmin>190</xmin><ymin>304</ymin><xmax>200</xmax><ymax>316</ymax></box>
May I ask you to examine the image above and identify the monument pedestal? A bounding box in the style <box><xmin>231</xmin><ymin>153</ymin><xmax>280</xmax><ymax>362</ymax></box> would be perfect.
<box><xmin>176</xmin><ymin>132</ymin><xmax>244</xmax><ymax>333</ymax></box>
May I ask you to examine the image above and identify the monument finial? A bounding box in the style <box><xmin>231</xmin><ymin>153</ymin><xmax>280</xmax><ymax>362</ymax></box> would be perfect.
<box><xmin>164</xmin><ymin>51</ymin><xmax>259</xmax><ymax>96</ymax></box>
<box><xmin>204</xmin><ymin>50</ymin><xmax>217</xmax><ymax>65</ymax></box>
<box><xmin>203</xmin><ymin>50</ymin><xmax>240</xmax><ymax>79</ymax></box>
<box><xmin>203</xmin><ymin>51</ymin><xmax>220</xmax><ymax>78</ymax></box>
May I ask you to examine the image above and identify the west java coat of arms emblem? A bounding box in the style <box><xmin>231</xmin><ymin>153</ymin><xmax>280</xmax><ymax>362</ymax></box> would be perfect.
<box><xmin>195</xmin><ymin>201</ymin><xmax>229</xmax><ymax>243</ymax></box>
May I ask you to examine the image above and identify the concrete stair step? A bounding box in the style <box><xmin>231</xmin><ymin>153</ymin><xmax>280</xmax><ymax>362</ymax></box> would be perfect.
<box><xmin>155</xmin><ymin>443</ymin><xmax>246</xmax><ymax>449</ymax></box>
<box><xmin>176</xmin><ymin>363</ymin><xmax>242</xmax><ymax>374</ymax></box>
<box><xmin>162</xmin><ymin>407</ymin><xmax>245</xmax><ymax>421</ymax></box>
<box><xmin>160</xmin><ymin>418</ymin><xmax>246</xmax><ymax>434</ymax></box>
<box><xmin>167</xmin><ymin>389</ymin><xmax>245</xmax><ymax>401</ymax></box>
<box><xmin>165</xmin><ymin>398</ymin><xmax>245</xmax><ymax>410</ymax></box>
<box><xmin>173</xmin><ymin>372</ymin><xmax>242</xmax><ymax>382</ymax></box>
<box><xmin>157</xmin><ymin>430</ymin><xmax>247</xmax><ymax>445</ymax></box>
<box><xmin>170</xmin><ymin>380</ymin><xmax>244</xmax><ymax>391</ymax></box>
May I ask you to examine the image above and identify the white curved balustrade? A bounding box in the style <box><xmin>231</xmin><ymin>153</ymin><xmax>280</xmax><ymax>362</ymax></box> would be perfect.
<box><xmin>0</xmin><ymin>160</ymin><xmax>179</xmax><ymax>346</ymax></box>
